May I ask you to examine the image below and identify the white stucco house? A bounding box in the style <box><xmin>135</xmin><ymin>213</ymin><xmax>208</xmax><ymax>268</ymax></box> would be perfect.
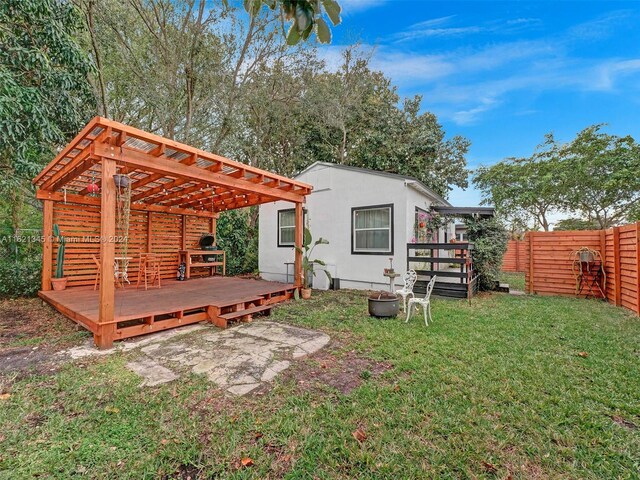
<box><xmin>258</xmin><ymin>162</ymin><xmax>455</xmax><ymax>291</ymax></box>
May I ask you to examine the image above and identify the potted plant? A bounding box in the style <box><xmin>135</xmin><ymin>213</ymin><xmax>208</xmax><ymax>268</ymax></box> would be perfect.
<box><xmin>295</xmin><ymin>227</ymin><xmax>331</xmax><ymax>299</ymax></box>
<box><xmin>51</xmin><ymin>223</ymin><xmax>67</xmax><ymax>290</ymax></box>
<box><xmin>113</xmin><ymin>173</ymin><xmax>130</xmax><ymax>188</ymax></box>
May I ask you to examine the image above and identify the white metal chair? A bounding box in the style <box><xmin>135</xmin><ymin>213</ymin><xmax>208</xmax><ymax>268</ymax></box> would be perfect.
<box><xmin>396</xmin><ymin>270</ymin><xmax>417</xmax><ymax>311</ymax></box>
<box><xmin>406</xmin><ymin>276</ymin><xmax>437</xmax><ymax>326</ymax></box>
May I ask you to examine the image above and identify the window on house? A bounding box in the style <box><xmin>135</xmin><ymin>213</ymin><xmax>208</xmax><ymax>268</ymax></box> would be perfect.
<box><xmin>277</xmin><ymin>209</ymin><xmax>296</xmax><ymax>247</ymax></box>
<box><xmin>352</xmin><ymin>204</ymin><xmax>393</xmax><ymax>254</ymax></box>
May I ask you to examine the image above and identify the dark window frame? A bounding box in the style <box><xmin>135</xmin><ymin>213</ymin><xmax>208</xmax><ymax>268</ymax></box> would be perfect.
<box><xmin>277</xmin><ymin>208</ymin><xmax>305</xmax><ymax>248</ymax></box>
<box><xmin>351</xmin><ymin>203</ymin><xmax>394</xmax><ymax>255</ymax></box>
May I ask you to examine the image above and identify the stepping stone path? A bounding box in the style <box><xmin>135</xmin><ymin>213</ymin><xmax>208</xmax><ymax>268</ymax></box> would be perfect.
<box><xmin>63</xmin><ymin>322</ymin><xmax>330</xmax><ymax>395</ymax></box>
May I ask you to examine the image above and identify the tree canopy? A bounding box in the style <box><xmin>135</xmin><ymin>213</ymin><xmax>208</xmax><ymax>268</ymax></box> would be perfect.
<box><xmin>474</xmin><ymin>126</ymin><xmax>640</xmax><ymax>231</ymax></box>
<box><xmin>0</xmin><ymin>0</ymin><xmax>95</xmax><ymax>229</ymax></box>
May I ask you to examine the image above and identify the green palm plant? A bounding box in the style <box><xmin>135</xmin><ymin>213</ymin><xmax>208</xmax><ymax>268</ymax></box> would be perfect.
<box><xmin>295</xmin><ymin>227</ymin><xmax>331</xmax><ymax>291</ymax></box>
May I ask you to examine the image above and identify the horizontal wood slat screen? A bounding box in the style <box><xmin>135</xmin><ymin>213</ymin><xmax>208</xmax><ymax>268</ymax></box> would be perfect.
<box><xmin>502</xmin><ymin>240</ymin><xmax>527</xmax><ymax>272</ymax></box>
<box><xmin>521</xmin><ymin>223</ymin><xmax>639</xmax><ymax>316</ymax></box>
<box><xmin>52</xmin><ymin>202</ymin><xmax>212</xmax><ymax>287</ymax></box>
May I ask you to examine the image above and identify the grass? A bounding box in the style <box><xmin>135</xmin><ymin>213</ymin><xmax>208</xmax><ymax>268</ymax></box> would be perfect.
<box><xmin>1</xmin><ymin>290</ymin><xmax>639</xmax><ymax>479</ymax></box>
<box><xmin>500</xmin><ymin>271</ymin><xmax>526</xmax><ymax>291</ymax></box>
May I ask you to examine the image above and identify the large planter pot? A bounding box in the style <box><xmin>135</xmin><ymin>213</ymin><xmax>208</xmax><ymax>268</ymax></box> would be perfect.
<box><xmin>51</xmin><ymin>277</ymin><xmax>68</xmax><ymax>291</ymax></box>
<box><xmin>368</xmin><ymin>292</ymin><xmax>399</xmax><ymax>318</ymax></box>
<box><xmin>301</xmin><ymin>288</ymin><xmax>312</xmax><ymax>299</ymax></box>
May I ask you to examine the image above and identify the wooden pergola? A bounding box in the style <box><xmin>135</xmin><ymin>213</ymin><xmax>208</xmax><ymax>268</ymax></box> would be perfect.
<box><xmin>34</xmin><ymin>117</ymin><xmax>311</xmax><ymax>348</ymax></box>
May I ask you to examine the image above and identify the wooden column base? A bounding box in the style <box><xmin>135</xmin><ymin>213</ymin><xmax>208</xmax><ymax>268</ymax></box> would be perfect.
<box><xmin>94</xmin><ymin>324</ymin><xmax>116</xmax><ymax>349</ymax></box>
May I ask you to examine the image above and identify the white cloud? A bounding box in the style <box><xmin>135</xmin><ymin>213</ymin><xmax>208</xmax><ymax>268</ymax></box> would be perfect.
<box><xmin>391</xmin><ymin>15</ymin><xmax>542</xmax><ymax>43</ymax></box>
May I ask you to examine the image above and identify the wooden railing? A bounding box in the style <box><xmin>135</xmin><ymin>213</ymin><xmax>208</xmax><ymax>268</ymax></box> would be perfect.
<box><xmin>407</xmin><ymin>242</ymin><xmax>478</xmax><ymax>299</ymax></box>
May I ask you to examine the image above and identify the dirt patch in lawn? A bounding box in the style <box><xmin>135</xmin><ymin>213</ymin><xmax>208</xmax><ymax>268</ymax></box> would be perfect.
<box><xmin>0</xmin><ymin>298</ymin><xmax>89</xmax><ymax>376</ymax></box>
<box><xmin>275</xmin><ymin>341</ymin><xmax>393</xmax><ymax>395</ymax></box>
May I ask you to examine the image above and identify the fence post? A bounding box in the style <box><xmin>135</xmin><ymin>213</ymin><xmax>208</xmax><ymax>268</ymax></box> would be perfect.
<box><xmin>528</xmin><ymin>232</ymin><xmax>535</xmax><ymax>294</ymax></box>
<box><xmin>612</xmin><ymin>226</ymin><xmax>621</xmax><ymax>307</ymax></box>
<box><xmin>636</xmin><ymin>222</ymin><xmax>640</xmax><ymax>316</ymax></box>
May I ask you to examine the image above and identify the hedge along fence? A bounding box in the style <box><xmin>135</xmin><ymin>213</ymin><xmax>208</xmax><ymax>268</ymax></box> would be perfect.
<box><xmin>502</xmin><ymin>239</ymin><xmax>528</xmax><ymax>273</ymax></box>
<box><xmin>519</xmin><ymin>223</ymin><xmax>640</xmax><ymax>316</ymax></box>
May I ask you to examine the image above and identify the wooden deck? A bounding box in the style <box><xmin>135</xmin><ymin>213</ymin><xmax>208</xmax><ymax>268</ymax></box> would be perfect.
<box><xmin>40</xmin><ymin>276</ymin><xmax>296</xmax><ymax>343</ymax></box>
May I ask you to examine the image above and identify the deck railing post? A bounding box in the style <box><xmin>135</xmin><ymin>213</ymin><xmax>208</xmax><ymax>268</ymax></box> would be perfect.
<box><xmin>294</xmin><ymin>202</ymin><xmax>303</xmax><ymax>288</ymax></box>
<box><xmin>41</xmin><ymin>200</ymin><xmax>53</xmax><ymax>291</ymax></box>
<box><xmin>96</xmin><ymin>157</ymin><xmax>117</xmax><ymax>349</ymax></box>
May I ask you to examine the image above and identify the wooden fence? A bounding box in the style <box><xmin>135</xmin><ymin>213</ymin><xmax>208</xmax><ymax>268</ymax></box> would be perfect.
<box><xmin>502</xmin><ymin>240</ymin><xmax>527</xmax><ymax>272</ymax></box>
<box><xmin>504</xmin><ymin>223</ymin><xmax>640</xmax><ymax>315</ymax></box>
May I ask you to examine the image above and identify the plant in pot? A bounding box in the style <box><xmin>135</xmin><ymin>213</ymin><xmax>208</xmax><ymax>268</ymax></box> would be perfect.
<box><xmin>51</xmin><ymin>224</ymin><xmax>67</xmax><ymax>290</ymax></box>
<box><xmin>295</xmin><ymin>227</ymin><xmax>331</xmax><ymax>299</ymax></box>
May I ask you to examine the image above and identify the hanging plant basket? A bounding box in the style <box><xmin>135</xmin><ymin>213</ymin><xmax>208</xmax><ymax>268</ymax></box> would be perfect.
<box><xmin>113</xmin><ymin>174</ymin><xmax>130</xmax><ymax>188</ymax></box>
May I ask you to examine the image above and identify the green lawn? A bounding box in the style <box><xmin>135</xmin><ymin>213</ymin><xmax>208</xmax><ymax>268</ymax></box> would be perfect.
<box><xmin>500</xmin><ymin>271</ymin><xmax>526</xmax><ymax>291</ymax></box>
<box><xmin>1</xmin><ymin>291</ymin><xmax>639</xmax><ymax>479</ymax></box>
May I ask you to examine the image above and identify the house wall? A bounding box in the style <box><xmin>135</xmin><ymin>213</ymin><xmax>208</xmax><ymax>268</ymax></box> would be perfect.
<box><xmin>259</xmin><ymin>165</ymin><xmax>444</xmax><ymax>291</ymax></box>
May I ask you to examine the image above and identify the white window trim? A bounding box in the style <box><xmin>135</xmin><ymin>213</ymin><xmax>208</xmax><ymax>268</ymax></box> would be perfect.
<box><xmin>277</xmin><ymin>209</ymin><xmax>296</xmax><ymax>247</ymax></box>
<box><xmin>351</xmin><ymin>204</ymin><xmax>394</xmax><ymax>254</ymax></box>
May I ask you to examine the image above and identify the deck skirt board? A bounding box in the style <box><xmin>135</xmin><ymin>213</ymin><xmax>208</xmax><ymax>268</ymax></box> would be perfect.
<box><xmin>40</xmin><ymin>276</ymin><xmax>296</xmax><ymax>342</ymax></box>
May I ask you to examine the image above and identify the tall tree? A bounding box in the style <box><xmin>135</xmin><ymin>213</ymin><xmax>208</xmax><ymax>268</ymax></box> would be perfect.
<box><xmin>299</xmin><ymin>49</ymin><xmax>470</xmax><ymax>198</ymax></box>
<box><xmin>0</xmin><ymin>0</ymin><xmax>96</xmax><ymax>229</ymax></box>
<box><xmin>474</xmin><ymin>136</ymin><xmax>563</xmax><ymax>231</ymax></box>
<box><xmin>558</xmin><ymin>125</ymin><xmax>640</xmax><ymax>229</ymax></box>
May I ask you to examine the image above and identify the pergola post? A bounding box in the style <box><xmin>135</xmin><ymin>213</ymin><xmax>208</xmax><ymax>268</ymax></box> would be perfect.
<box><xmin>41</xmin><ymin>200</ymin><xmax>54</xmax><ymax>291</ymax></box>
<box><xmin>96</xmin><ymin>158</ymin><xmax>117</xmax><ymax>349</ymax></box>
<box><xmin>294</xmin><ymin>202</ymin><xmax>304</xmax><ymax>288</ymax></box>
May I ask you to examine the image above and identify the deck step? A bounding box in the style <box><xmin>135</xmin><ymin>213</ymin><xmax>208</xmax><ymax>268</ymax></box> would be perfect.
<box><xmin>216</xmin><ymin>296</ymin><xmax>263</xmax><ymax>308</ymax></box>
<box><xmin>219</xmin><ymin>304</ymin><xmax>272</xmax><ymax>320</ymax></box>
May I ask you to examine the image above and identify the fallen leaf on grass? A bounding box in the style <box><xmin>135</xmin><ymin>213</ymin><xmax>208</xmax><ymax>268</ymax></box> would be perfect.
<box><xmin>352</xmin><ymin>428</ymin><xmax>367</xmax><ymax>443</ymax></box>
<box><xmin>481</xmin><ymin>461</ymin><xmax>497</xmax><ymax>474</ymax></box>
<box><xmin>0</xmin><ymin>393</ymin><xmax>10</xmax><ymax>400</ymax></box>
<box><xmin>161</xmin><ymin>439</ymin><xmax>168</xmax><ymax>445</ymax></box>
<box><xmin>104</xmin><ymin>406</ymin><xmax>120</xmax><ymax>414</ymax></box>
<box><xmin>254</xmin><ymin>431</ymin><xmax>263</xmax><ymax>440</ymax></box>
<box><xmin>577</xmin><ymin>352</ymin><xmax>589</xmax><ymax>358</ymax></box>
<box><xmin>241</xmin><ymin>457</ymin><xmax>254</xmax><ymax>467</ymax></box>
<box><xmin>612</xmin><ymin>415</ymin><xmax>637</xmax><ymax>429</ymax></box>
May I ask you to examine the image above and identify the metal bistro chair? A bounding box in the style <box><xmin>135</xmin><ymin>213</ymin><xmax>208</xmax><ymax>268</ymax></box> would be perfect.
<box><xmin>396</xmin><ymin>269</ymin><xmax>417</xmax><ymax>312</ymax></box>
<box><xmin>406</xmin><ymin>275</ymin><xmax>437</xmax><ymax>327</ymax></box>
<box><xmin>136</xmin><ymin>253</ymin><xmax>162</xmax><ymax>290</ymax></box>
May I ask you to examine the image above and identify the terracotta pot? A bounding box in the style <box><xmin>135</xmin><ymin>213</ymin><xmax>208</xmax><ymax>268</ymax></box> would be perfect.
<box><xmin>301</xmin><ymin>288</ymin><xmax>312</xmax><ymax>299</ymax></box>
<box><xmin>51</xmin><ymin>277</ymin><xmax>68</xmax><ymax>291</ymax></box>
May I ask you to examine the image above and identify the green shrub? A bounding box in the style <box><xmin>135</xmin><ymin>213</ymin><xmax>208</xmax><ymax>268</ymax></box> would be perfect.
<box><xmin>216</xmin><ymin>209</ymin><xmax>258</xmax><ymax>276</ymax></box>
<box><xmin>465</xmin><ymin>217</ymin><xmax>508</xmax><ymax>291</ymax></box>
<box><xmin>0</xmin><ymin>256</ymin><xmax>42</xmax><ymax>298</ymax></box>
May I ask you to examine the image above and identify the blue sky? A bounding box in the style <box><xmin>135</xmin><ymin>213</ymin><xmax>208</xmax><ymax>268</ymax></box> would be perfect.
<box><xmin>323</xmin><ymin>0</ymin><xmax>640</xmax><ymax>207</ymax></box>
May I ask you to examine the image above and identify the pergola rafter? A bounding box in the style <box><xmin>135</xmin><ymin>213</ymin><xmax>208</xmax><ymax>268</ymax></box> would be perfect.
<box><xmin>34</xmin><ymin>117</ymin><xmax>312</xmax><ymax>211</ymax></box>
